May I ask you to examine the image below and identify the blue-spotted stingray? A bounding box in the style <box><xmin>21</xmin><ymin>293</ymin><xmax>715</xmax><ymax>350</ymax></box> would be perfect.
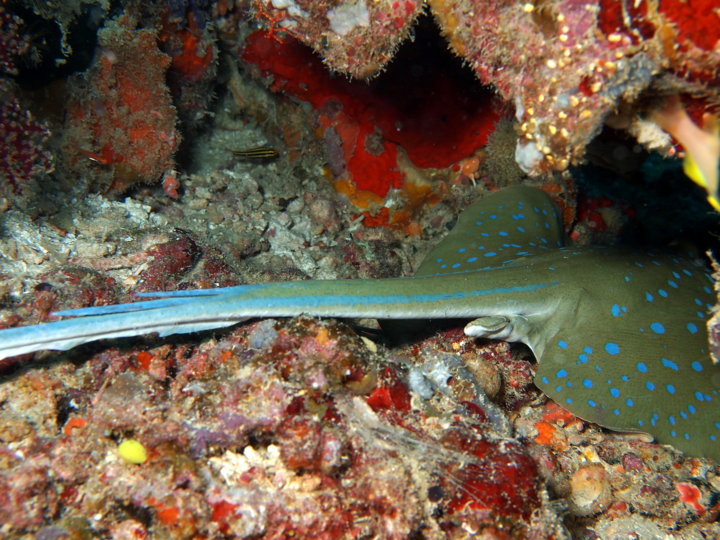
<box><xmin>1</xmin><ymin>186</ymin><xmax>719</xmax><ymax>460</ymax></box>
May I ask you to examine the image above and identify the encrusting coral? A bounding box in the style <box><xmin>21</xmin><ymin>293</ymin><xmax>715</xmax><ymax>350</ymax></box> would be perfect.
<box><xmin>254</xmin><ymin>0</ymin><xmax>719</xmax><ymax>178</ymax></box>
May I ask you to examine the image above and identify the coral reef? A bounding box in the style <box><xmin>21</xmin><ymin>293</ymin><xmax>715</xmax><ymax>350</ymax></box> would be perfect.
<box><xmin>251</xmin><ymin>0</ymin><xmax>719</xmax><ymax>178</ymax></box>
<box><xmin>241</xmin><ymin>24</ymin><xmax>501</xmax><ymax>206</ymax></box>
<box><xmin>159</xmin><ymin>8</ymin><xmax>218</xmax><ymax>135</ymax></box>
<box><xmin>430</xmin><ymin>0</ymin><xmax>720</xmax><ymax>175</ymax></box>
<box><xmin>0</xmin><ymin>0</ymin><xmax>719</xmax><ymax>536</ymax></box>
<box><xmin>60</xmin><ymin>17</ymin><xmax>180</xmax><ymax>193</ymax></box>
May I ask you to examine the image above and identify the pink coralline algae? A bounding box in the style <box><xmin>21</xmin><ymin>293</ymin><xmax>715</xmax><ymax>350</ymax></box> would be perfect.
<box><xmin>252</xmin><ymin>0</ymin><xmax>720</xmax><ymax>176</ymax></box>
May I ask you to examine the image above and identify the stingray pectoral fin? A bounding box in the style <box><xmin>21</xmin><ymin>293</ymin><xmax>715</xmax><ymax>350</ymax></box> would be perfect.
<box><xmin>534</xmin><ymin>322</ymin><xmax>720</xmax><ymax>462</ymax></box>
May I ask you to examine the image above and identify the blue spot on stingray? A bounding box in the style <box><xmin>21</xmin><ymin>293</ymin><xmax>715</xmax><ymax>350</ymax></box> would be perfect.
<box><xmin>621</xmin><ymin>375</ymin><xmax>629</xmax><ymax>381</ymax></box>
<box><xmin>583</xmin><ymin>378</ymin><xmax>593</xmax><ymax>388</ymax></box>
<box><xmin>680</xmin><ymin>411</ymin><xmax>687</xmax><ymax>419</ymax></box>
<box><xmin>458</xmin><ymin>248</ymin><xmax>466</xmax><ymax>253</ymax></box>
<box><xmin>613</xmin><ymin>409</ymin><xmax>621</xmax><ymax>416</ymax></box>
<box><xmin>687</xmin><ymin>322</ymin><xmax>698</xmax><ymax>334</ymax></box>
<box><xmin>611</xmin><ymin>304</ymin><xmax>621</xmax><ymax>317</ymax></box>
<box><xmin>666</xmin><ymin>384</ymin><xmax>676</xmax><ymax>394</ymax></box>
<box><xmin>668</xmin><ymin>280</ymin><xmax>679</xmax><ymax>288</ymax></box>
<box><xmin>635</xmin><ymin>262</ymin><xmax>645</xmax><ymax>268</ymax></box>
<box><xmin>638</xmin><ymin>420</ymin><xmax>644</xmax><ymax>427</ymax></box>
<box><xmin>658</xmin><ymin>289</ymin><xmax>668</xmax><ymax>298</ymax></box>
<box><xmin>692</xmin><ymin>361</ymin><xmax>703</xmax><ymax>372</ymax></box>
<box><xmin>704</xmin><ymin>286</ymin><xmax>712</xmax><ymax>294</ymax></box>
<box><xmin>565</xmin><ymin>397</ymin><xmax>573</xmax><ymax>404</ymax></box>
<box><xmin>625</xmin><ymin>276</ymin><xmax>631</xmax><ymax>282</ymax></box>
<box><xmin>541</xmin><ymin>376</ymin><xmax>549</xmax><ymax>385</ymax></box>
<box><xmin>556</xmin><ymin>369</ymin><xmax>568</xmax><ymax>378</ymax></box>
<box><xmin>684</xmin><ymin>433</ymin><xmax>690</xmax><ymax>440</ymax></box>
<box><xmin>669</xmin><ymin>415</ymin><xmax>676</xmax><ymax>425</ymax></box>
<box><xmin>684</xmin><ymin>269</ymin><xmax>693</xmax><ymax>276</ymax></box>
<box><xmin>489</xmin><ymin>214</ymin><xmax>497</xmax><ymax>219</ymax></box>
<box><xmin>452</xmin><ymin>263</ymin><xmax>461</xmax><ymax>269</ymax></box>
<box><xmin>484</xmin><ymin>252</ymin><xmax>497</xmax><ymax>257</ymax></box>
<box><xmin>661</xmin><ymin>358</ymin><xmax>679</xmax><ymax>371</ymax></box>
<box><xmin>578</xmin><ymin>354</ymin><xmax>588</xmax><ymax>364</ymax></box>
<box><xmin>594</xmin><ymin>365</ymin><xmax>603</xmax><ymax>372</ymax></box>
<box><xmin>626</xmin><ymin>398</ymin><xmax>634</xmax><ymax>407</ymax></box>
<box><xmin>636</xmin><ymin>362</ymin><xmax>647</xmax><ymax>372</ymax></box>
<box><xmin>512</xmin><ymin>214</ymin><xmax>525</xmax><ymax>220</ymax></box>
<box><xmin>481</xmin><ymin>232</ymin><xmax>490</xmax><ymax>237</ymax></box>
<box><xmin>650</xmin><ymin>322</ymin><xmax>665</xmax><ymax>334</ymax></box>
<box><xmin>558</xmin><ymin>340</ymin><xmax>568</xmax><ymax>349</ymax></box>
<box><xmin>673</xmin><ymin>271</ymin><xmax>681</xmax><ymax>279</ymax></box>
<box><xmin>712</xmin><ymin>435</ymin><xmax>717</xmax><ymax>441</ymax></box>
<box><xmin>555</xmin><ymin>386</ymin><xmax>562</xmax><ymax>392</ymax></box>
<box><xmin>671</xmin><ymin>431</ymin><xmax>677</xmax><ymax>437</ymax></box>
<box><xmin>695</xmin><ymin>298</ymin><xmax>704</xmax><ymax>306</ymax></box>
<box><xmin>467</xmin><ymin>257</ymin><xmax>478</xmax><ymax>263</ymax></box>
<box><xmin>588</xmin><ymin>399</ymin><xmax>597</xmax><ymax>407</ymax></box>
<box><xmin>584</xmin><ymin>346</ymin><xmax>592</xmax><ymax>354</ymax></box>
<box><xmin>645</xmin><ymin>292</ymin><xmax>654</xmax><ymax>302</ymax></box>
<box><xmin>516</xmin><ymin>251</ymin><xmax>529</xmax><ymax>256</ymax></box>
<box><xmin>474</xmin><ymin>221</ymin><xmax>483</xmax><ymax>226</ymax></box>
<box><xmin>610</xmin><ymin>388</ymin><xmax>620</xmax><ymax>398</ymax></box>
<box><xmin>696</xmin><ymin>391</ymin><xmax>705</xmax><ymax>401</ymax></box>
<box><xmin>440</xmin><ymin>264</ymin><xmax>447</xmax><ymax>269</ymax></box>
<box><xmin>605</xmin><ymin>342</ymin><xmax>620</xmax><ymax>355</ymax></box>
<box><xmin>698</xmin><ymin>312</ymin><xmax>706</xmax><ymax>319</ymax></box>
<box><xmin>476</xmin><ymin>245</ymin><xmax>485</xmax><ymax>250</ymax></box>
<box><xmin>517</xmin><ymin>226</ymin><xmax>526</xmax><ymax>233</ymax></box>
<box><xmin>436</xmin><ymin>258</ymin><xmax>443</xmax><ymax>263</ymax></box>
<box><xmin>499</xmin><ymin>231</ymin><xmax>509</xmax><ymax>237</ymax></box>
<box><xmin>689</xmin><ymin>405</ymin><xmax>697</xmax><ymax>414</ymax></box>
<box><xmin>646</xmin><ymin>381</ymin><xmax>655</xmax><ymax>391</ymax></box>
<box><xmin>651</xmin><ymin>416</ymin><xmax>657</xmax><ymax>426</ymax></box>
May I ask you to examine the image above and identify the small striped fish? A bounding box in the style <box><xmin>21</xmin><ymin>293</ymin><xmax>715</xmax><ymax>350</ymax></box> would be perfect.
<box><xmin>232</xmin><ymin>145</ymin><xmax>279</xmax><ymax>162</ymax></box>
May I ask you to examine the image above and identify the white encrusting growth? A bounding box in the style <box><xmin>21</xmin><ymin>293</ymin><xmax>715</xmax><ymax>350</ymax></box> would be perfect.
<box><xmin>327</xmin><ymin>0</ymin><xmax>370</xmax><ymax>36</ymax></box>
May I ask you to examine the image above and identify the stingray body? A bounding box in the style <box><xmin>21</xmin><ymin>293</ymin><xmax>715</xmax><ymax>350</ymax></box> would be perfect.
<box><xmin>0</xmin><ymin>186</ymin><xmax>718</xmax><ymax>460</ymax></box>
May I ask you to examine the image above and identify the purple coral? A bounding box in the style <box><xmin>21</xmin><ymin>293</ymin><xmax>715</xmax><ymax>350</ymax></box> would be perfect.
<box><xmin>0</xmin><ymin>6</ymin><xmax>52</xmax><ymax>194</ymax></box>
<box><xmin>0</xmin><ymin>81</ymin><xmax>53</xmax><ymax>194</ymax></box>
<box><xmin>0</xmin><ymin>3</ymin><xmax>26</xmax><ymax>76</ymax></box>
